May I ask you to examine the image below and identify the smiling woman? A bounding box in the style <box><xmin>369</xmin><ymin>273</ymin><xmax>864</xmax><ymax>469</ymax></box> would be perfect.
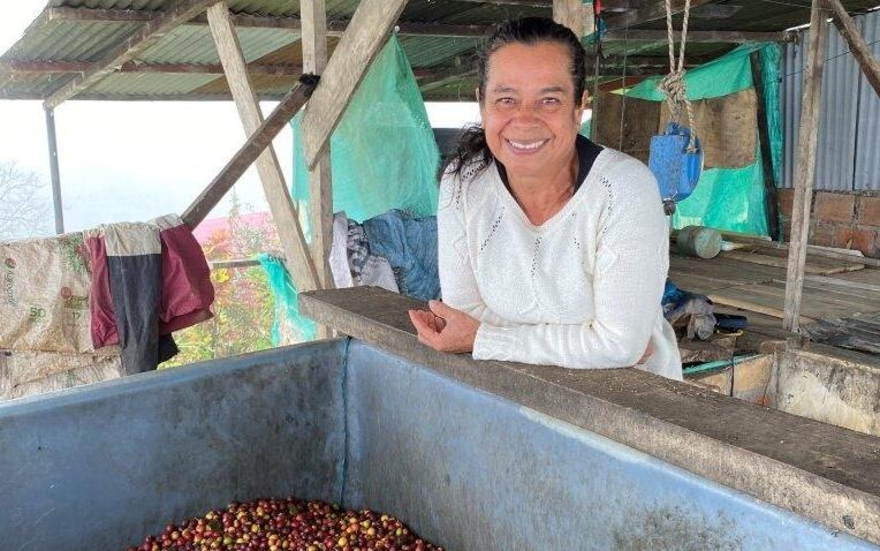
<box><xmin>409</xmin><ymin>17</ymin><xmax>683</xmax><ymax>381</ymax></box>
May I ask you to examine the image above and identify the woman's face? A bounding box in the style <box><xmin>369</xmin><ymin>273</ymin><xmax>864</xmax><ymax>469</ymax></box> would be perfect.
<box><xmin>479</xmin><ymin>41</ymin><xmax>585</xmax><ymax>181</ymax></box>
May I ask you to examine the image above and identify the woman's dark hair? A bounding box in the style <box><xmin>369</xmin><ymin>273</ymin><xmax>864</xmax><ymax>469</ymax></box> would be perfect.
<box><xmin>446</xmin><ymin>17</ymin><xmax>587</xmax><ymax>178</ymax></box>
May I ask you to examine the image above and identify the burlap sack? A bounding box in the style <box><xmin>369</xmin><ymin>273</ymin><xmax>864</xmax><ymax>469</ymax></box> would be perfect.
<box><xmin>0</xmin><ymin>233</ymin><xmax>93</xmax><ymax>353</ymax></box>
<box><xmin>0</xmin><ymin>348</ymin><xmax>122</xmax><ymax>401</ymax></box>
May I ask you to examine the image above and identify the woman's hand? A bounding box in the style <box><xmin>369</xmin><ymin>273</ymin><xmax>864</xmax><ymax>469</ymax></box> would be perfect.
<box><xmin>408</xmin><ymin>300</ymin><xmax>480</xmax><ymax>353</ymax></box>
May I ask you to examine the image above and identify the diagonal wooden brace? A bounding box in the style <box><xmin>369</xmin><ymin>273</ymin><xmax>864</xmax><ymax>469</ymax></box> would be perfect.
<box><xmin>207</xmin><ymin>2</ymin><xmax>320</xmax><ymax>292</ymax></box>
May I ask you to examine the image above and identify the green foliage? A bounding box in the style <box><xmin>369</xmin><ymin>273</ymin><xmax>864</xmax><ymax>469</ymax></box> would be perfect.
<box><xmin>162</xmin><ymin>193</ymin><xmax>280</xmax><ymax>368</ymax></box>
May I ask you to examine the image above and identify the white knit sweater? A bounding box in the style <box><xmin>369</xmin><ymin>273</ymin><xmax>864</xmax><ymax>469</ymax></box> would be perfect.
<box><xmin>438</xmin><ymin>148</ymin><xmax>682</xmax><ymax>381</ymax></box>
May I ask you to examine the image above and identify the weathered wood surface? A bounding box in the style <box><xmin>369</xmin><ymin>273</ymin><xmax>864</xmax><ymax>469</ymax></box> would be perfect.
<box><xmin>182</xmin><ymin>77</ymin><xmax>317</xmax><ymax>227</ymax></box>
<box><xmin>301</xmin><ymin>0</ymin><xmax>408</xmax><ymax>168</ymax></box>
<box><xmin>301</xmin><ymin>0</ymin><xmax>335</xmax><ymax>295</ymax></box>
<box><xmin>783</xmin><ymin>0</ymin><xmax>829</xmax><ymax>332</ymax></box>
<box><xmin>825</xmin><ymin>0</ymin><xmax>880</xmax><ymax>97</ymax></box>
<box><xmin>603</xmin><ymin>0</ymin><xmax>714</xmax><ymax>30</ymax></box>
<box><xmin>299</xmin><ymin>286</ymin><xmax>880</xmax><ymax>545</ymax></box>
<box><xmin>208</xmin><ymin>2</ymin><xmax>319</xmax><ymax>291</ymax></box>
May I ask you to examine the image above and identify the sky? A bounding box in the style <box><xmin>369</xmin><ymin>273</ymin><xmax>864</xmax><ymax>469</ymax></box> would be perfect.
<box><xmin>0</xmin><ymin>2</ymin><xmax>482</xmax><ymax>236</ymax></box>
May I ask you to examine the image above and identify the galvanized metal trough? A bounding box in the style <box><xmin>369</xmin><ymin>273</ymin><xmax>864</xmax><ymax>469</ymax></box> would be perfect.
<box><xmin>1</xmin><ymin>287</ymin><xmax>879</xmax><ymax>550</ymax></box>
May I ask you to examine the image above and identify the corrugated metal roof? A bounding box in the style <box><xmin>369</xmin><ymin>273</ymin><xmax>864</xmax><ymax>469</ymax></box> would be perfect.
<box><xmin>5</xmin><ymin>19</ymin><xmax>143</xmax><ymax>61</ymax></box>
<box><xmin>139</xmin><ymin>25</ymin><xmax>299</xmax><ymax>64</ymax></box>
<box><xmin>854</xmin><ymin>11</ymin><xmax>880</xmax><ymax>191</ymax></box>
<box><xmin>88</xmin><ymin>71</ymin><xmax>217</xmax><ymax>95</ymax></box>
<box><xmin>2</xmin><ymin>0</ymin><xmax>876</xmax><ymax>103</ymax></box>
<box><xmin>781</xmin><ymin>10</ymin><xmax>880</xmax><ymax>192</ymax></box>
<box><xmin>398</xmin><ymin>35</ymin><xmax>479</xmax><ymax>69</ymax></box>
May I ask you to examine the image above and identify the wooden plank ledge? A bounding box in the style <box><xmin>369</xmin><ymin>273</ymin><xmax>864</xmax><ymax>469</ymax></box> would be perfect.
<box><xmin>300</xmin><ymin>286</ymin><xmax>880</xmax><ymax>545</ymax></box>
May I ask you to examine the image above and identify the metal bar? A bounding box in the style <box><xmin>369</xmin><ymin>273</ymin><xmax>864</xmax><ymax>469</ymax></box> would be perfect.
<box><xmin>0</xmin><ymin>60</ymin><xmax>303</xmax><ymax>76</ymax></box>
<box><xmin>44</xmin><ymin>106</ymin><xmax>64</xmax><ymax>235</ymax></box>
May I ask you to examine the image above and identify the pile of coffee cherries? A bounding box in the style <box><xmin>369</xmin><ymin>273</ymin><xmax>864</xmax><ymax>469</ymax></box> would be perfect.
<box><xmin>127</xmin><ymin>497</ymin><xmax>443</xmax><ymax>551</ymax></box>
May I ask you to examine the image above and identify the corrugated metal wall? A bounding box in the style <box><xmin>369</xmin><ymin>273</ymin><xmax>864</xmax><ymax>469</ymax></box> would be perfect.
<box><xmin>855</xmin><ymin>13</ymin><xmax>880</xmax><ymax>191</ymax></box>
<box><xmin>781</xmin><ymin>10</ymin><xmax>880</xmax><ymax>191</ymax></box>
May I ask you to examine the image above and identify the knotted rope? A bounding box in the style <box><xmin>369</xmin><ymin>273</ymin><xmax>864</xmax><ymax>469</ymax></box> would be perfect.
<box><xmin>657</xmin><ymin>0</ymin><xmax>698</xmax><ymax>151</ymax></box>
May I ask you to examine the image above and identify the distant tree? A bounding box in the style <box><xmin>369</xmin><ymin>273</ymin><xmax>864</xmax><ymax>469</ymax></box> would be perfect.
<box><xmin>0</xmin><ymin>161</ymin><xmax>51</xmax><ymax>240</ymax></box>
<box><xmin>162</xmin><ymin>191</ymin><xmax>280</xmax><ymax>367</ymax></box>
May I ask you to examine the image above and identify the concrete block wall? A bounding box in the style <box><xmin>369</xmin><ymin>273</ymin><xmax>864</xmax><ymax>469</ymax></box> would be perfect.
<box><xmin>778</xmin><ymin>189</ymin><xmax>880</xmax><ymax>258</ymax></box>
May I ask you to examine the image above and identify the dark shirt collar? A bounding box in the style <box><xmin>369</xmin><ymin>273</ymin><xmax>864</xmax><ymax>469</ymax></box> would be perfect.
<box><xmin>496</xmin><ymin>134</ymin><xmax>604</xmax><ymax>192</ymax></box>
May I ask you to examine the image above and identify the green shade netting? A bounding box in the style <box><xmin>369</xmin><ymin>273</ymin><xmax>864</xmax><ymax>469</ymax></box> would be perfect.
<box><xmin>672</xmin><ymin>144</ymin><xmax>769</xmax><ymax>235</ymax></box>
<box><xmin>269</xmin><ymin>36</ymin><xmax>440</xmax><ymax>342</ymax></box>
<box><xmin>291</xmin><ymin>35</ymin><xmax>439</xmax><ymax>227</ymax></box>
<box><xmin>258</xmin><ymin>253</ymin><xmax>315</xmax><ymax>346</ymax></box>
<box><xmin>614</xmin><ymin>44</ymin><xmax>782</xmax><ymax>236</ymax></box>
<box><xmin>580</xmin><ymin>119</ymin><xmax>592</xmax><ymax>137</ymax></box>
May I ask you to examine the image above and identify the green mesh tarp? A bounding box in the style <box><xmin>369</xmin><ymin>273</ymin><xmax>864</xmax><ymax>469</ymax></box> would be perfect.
<box><xmin>266</xmin><ymin>36</ymin><xmax>440</xmax><ymax>342</ymax></box>
<box><xmin>619</xmin><ymin>44</ymin><xmax>782</xmax><ymax>236</ymax></box>
<box><xmin>291</xmin><ymin>35</ymin><xmax>439</xmax><ymax>226</ymax></box>
<box><xmin>258</xmin><ymin>253</ymin><xmax>315</xmax><ymax>346</ymax></box>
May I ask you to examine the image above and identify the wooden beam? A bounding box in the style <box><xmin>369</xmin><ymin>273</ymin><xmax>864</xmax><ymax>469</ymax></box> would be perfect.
<box><xmin>603</xmin><ymin>29</ymin><xmax>790</xmax><ymax>43</ymax></box>
<box><xmin>783</xmin><ymin>0</ymin><xmax>829</xmax><ymax>332</ymax></box>
<box><xmin>47</xmin><ymin>6</ymin><xmax>491</xmax><ymax>38</ymax></box>
<box><xmin>824</xmin><ymin>0</ymin><xmax>880</xmax><ymax>97</ymax></box>
<box><xmin>301</xmin><ymin>0</ymin><xmax>335</xmax><ymax>295</ymax></box>
<box><xmin>301</xmin><ymin>0</ymin><xmax>409</xmax><ymax>169</ymax></box>
<box><xmin>182</xmin><ymin>76</ymin><xmax>318</xmax><ymax>228</ymax></box>
<box><xmin>42</xmin><ymin>6</ymin><xmax>791</xmax><ymax>43</ymax></box>
<box><xmin>453</xmin><ymin>0</ymin><xmax>551</xmax><ymax>6</ymax></box>
<box><xmin>43</xmin><ymin>0</ymin><xmax>219</xmax><ymax>109</ymax></box>
<box><xmin>553</xmin><ymin>0</ymin><xmax>592</xmax><ymax>38</ymax></box>
<box><xmin>418</xmin><ymin>67</ymin><xmax>478</xmax><ymax>93</ymax></box>
<box><xmin>0</xmin><ymin>60</ymin><xmax>303</xmax><ymax>76</ymax></box>
<box><xmin>46</xmin><ymin>6</ymin><xmax>156</xmax><ymax>23</ymax></box>
<box><xmin>603</xmin><ymin>0</ymin><xmax>713</xmax><ymax>30</ymax></box>
<box><xmin>207</xmin><ymin>2</ymin><xmax>320</xmax><ymax>292</ymax></box>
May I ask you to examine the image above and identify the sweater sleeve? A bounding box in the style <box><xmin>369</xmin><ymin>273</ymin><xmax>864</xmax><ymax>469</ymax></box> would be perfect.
<box><xmin>472</xmin><ymin>160</ymin><xmax>669</xmax><ymax>369</ymax></box>
<box><xmin>437</xmin><ymin>172</ymin><xmax>513</xmax><ymax>328</ymax></box>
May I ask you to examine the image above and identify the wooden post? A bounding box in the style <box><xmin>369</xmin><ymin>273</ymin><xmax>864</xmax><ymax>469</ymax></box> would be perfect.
<box><xmin>182</xmin><ymin>77</ymin><xmax>318</xmax><ymax>228</ymax></box>
<box><xmin>824</xmin><ymin>0</ymin><xmax>880</xmax><ymax>98</ymax></box>
<box><xmin>301</xmin><ymin>0</ymin><xmax>409</xmax><ymax>168</ymax></box>
<box><xmin>44</xmin><ymin>0</ymin><xmax>219</xmax><ymax>109</ymax></box>
<box><xmin>783</xmin><ymin>0</ymin><xmax>829</xmax><ymax>332</ymax></box>
<box><xmin>207</xmin><ymin>2</ymin><xmax>320</xmax><ymax>292</ymax></box>
<box><xmin>301</xmin><ymin>0</ymin><xmax>335</xmax><ymax>294</ymax></box>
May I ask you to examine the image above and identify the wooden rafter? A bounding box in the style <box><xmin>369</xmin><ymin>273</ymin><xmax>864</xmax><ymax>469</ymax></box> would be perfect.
<box><xmin>301</xmin><ymin>0</ymin><xmax>335</xmax><ymax>295</ymax></box>
<box><xmin>182</xmin><ymin>77</ymin><xmax>318</xmax><ymax>228</ymax></box>
<box><xmin>0</xmin><ymin>61</ymin><xmax>454</xmax><ymax>79</ymax></box>
<box><xmin>603</xmin><ymin>29</ymin><xmax>790</xmax><ymax>43</ymax></box>
<box><xmin>824</xmin><ymin>0</ymin><xmax>880</xmax><ymax>97</ymax></box>
<box><xmin>1</xmin><ymin>60</ymin><xmax>303</xmax><ymax>76</ymax></box>
<box><xmin>43</xmin><ymin>0</ymin><xmax>219</xmax><ymax>109</ymax></box>
<box><xmin>603</xmin><ymin>0</ymin><xmax>714</xmax><ymax>30</ymax></box>
<box><xmin>453</xmin><ymin>0</ymin><xmax>551</xmax><ymax>6</ymax></box>
<box><xmin>207</xmin><ymin>2</ymin><xmax>320</xmax><ymax>292</ymax></box>
<box><xmin>301</xmin><ymin>0</ymin><xmax>409</xmax><ymax>169</ymax></box>
<box><xmin>783</xmin><ymin>0</ymin><xmax>829</xmax><ymax>332</ymax></box>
